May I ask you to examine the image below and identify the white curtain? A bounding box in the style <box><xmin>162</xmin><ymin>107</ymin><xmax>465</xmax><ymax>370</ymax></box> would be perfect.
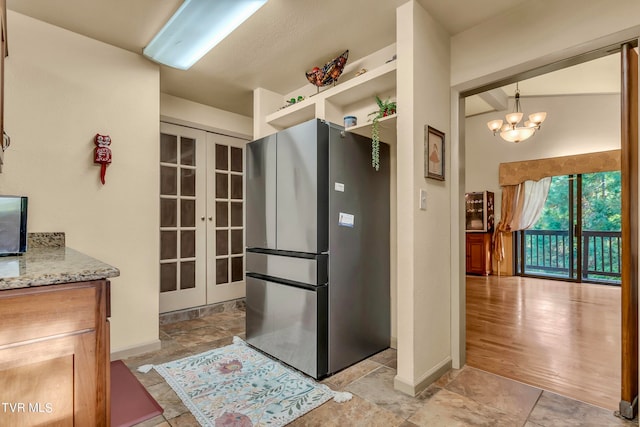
<box><xmin>494</xmin><ymin>177</ymin><xmax>551</xmax><ymax>263</ymax></box>
<box><xmin>511</xmin><ymin>177</ymin><xmax>552</xmax><ymax>230</ymax></box>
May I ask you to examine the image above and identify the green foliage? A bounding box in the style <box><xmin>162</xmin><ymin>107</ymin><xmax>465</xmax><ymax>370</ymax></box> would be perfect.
<box><xmin>367</xmin><ymin>96</ymin><xmax>396</xmax><ymax>171</ymax></box>
<box><xmin>532</xmin><ymin>171</ymin><xmax>621</xmax><ymax>231</ymax></box>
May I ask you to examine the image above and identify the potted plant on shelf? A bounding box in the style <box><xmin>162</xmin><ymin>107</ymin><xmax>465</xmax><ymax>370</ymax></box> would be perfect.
<box><xmin>368</xmin><ymin>96</ymin><xmax>396</xmax><ymax>171</ymax></box>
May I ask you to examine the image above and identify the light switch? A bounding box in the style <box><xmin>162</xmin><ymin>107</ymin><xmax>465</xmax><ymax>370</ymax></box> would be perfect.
<box><xmin>419</xmin><ymin>189</ymin><xmax>427</xmax><ymax>210</ymax></box>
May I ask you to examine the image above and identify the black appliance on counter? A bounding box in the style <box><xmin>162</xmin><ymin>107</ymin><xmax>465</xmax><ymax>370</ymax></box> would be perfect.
<box><xmin>0</xmin><ymin>196</ymin><xmax>28</xmax><ymax>256</ymax></box>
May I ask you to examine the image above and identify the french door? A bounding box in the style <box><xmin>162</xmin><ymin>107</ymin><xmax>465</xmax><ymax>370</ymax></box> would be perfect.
<box><xmin>159</xmin><ymin>122</ymin><xmax>245</xmax><ymax>313</ymax></box>
<box><xmin>515</xmin><ymin>171</ymin><xmax>622</xmax><ymax>285</ymax></box>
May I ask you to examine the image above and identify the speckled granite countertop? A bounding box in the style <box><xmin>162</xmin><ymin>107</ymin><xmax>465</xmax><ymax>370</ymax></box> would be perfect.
<box><xmin>0</xmin><ymin>243</ymin><xmax>120</xmax><ymax>291</ymax></box>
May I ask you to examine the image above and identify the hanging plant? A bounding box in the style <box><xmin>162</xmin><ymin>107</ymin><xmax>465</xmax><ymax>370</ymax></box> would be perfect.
<box><xmin>367</xmin><ymin>96</ymin><xmax>396</xmax><ymax>171</ymax></box>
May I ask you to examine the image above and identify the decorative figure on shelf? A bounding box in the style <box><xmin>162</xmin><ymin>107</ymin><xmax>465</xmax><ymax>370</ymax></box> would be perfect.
<box><xmin>94</xmin><ymin>133</ymin><xmax>112</xmax><ymax>185</ymax></box>
<box><xmin>279</xmin><ymin>95</ymin><xmax>306</xmax><ymax>110</ymax></box>
<box><xmin>305</xmin><ymin>50</ymin><xmax>349</xmax><ymax>94</ymax></box>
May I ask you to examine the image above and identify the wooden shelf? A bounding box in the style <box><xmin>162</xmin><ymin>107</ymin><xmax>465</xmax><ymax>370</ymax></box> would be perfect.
<box><xmin>264</xmin><ymin>60</ymin><xmax>397</xmax><ymax>131</ymax></box>
<box><xmin>325</xmin><ymin>60</ymin><xmax>397</xmax><ymax>107</ymax></box>
<box><xmin>266</xmin><ymin>100</ymin><xmax>315</xmax><ymax>128</ymax></box>
<box><xmin>347</xmin><ymin>114</ymin><xmax>397</xmax><ymax>145</ymax></box>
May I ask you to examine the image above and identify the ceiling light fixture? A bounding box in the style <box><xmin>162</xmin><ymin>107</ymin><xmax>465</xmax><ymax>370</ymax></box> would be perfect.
<box><xmin>486</xmin><ymin>83</ymin><xmax>547</xmax><ymax>143</ymax></box>
<box><xmin>143</xmin><ymin>0</ymin><xmax>268</xmax><ymax>70</ymax></box>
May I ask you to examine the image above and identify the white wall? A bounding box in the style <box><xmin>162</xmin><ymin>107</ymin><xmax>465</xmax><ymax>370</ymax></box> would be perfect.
<box><xmin>466</xmin><ymin>93</ymin><xmax>621</xmax><ymax>218</ymax></box>
<box><xmin>395</xmin><ymin>0</ymin><xmax>451</xmax><ymax>395</ymax></box>
<box><xmin>0</xmin><ymin>11</ymin><xmax>160</xmax><ymax>354</ymax></box>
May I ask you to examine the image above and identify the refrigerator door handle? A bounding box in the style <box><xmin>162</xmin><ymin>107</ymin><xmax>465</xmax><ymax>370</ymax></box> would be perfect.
<box><xmin>245</xmin><ymin>272</ymin><xmax>323</xmax><ymax>292</ymax></box>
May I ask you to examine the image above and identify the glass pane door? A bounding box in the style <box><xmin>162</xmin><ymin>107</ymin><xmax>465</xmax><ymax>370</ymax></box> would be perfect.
<box><xmin>159</xmin><ymin>123</ymin><xmax>207</xmax><ymax>313</ymax></box>
<box><xmin>516</xmin><ymin>172</ymin><xmax>621</xmax><ymax>285</ymax></box>
<box><xmin>580</xmin><ymin>171</ymin><xmax>621</xmax><ymax>284</ymax></box>
<box><xmin>207</xmin><ymin>132</ymin><xmax>246</xmax><ymax>304</ymax></box>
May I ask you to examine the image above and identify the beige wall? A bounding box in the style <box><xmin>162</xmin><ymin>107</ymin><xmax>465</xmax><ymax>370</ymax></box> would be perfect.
<box><xmin>0</xmin><ymin>11</ymin><xmax>160</xmax><ymax>354</ymax></box>
<box><xmin>160</xmin><ymin>93</ymin><xmax>252</xmax><ymax>139</ymax></box>
<box><xmin>395</xmin><ymin>0</ymin><xmax>451</xmax><ymax>395</ymax></box>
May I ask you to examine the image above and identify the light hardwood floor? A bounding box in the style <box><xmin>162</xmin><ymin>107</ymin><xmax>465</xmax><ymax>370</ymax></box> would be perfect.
<box><xmin>466</xmin><ymin>274</ymin><xmax>621</xmax><ymax>411</ymax></box>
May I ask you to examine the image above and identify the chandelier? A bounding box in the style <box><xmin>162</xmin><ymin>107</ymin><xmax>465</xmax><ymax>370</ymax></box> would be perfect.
<box><xmin>486</xmin><ymin>83</ymin><xmax>546</xmax><ymax>143</ymax></box>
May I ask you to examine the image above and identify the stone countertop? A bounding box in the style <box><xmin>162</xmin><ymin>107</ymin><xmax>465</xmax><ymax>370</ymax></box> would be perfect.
<box><xmin>0</xmin><ymin>246</ymin><xmax>120</xmax><ymax>290</ymax></box>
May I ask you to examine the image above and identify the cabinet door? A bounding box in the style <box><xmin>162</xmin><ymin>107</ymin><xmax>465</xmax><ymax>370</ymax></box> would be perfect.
<box><xmin>0</xmin><ymin>333</ymin><xmax>95</xmax><ymax>426</ymax></box>
<box><xmin>468</xmin><ymin>238</ymin><xmax>486</xmax><ymax>274</ymax></box>
<box><xmin>0</xmin><ymin>281</ymin><xmax>109</xmax><ymax>426</ymax></box>
<box><xmin>466</xmin><ymin>233</ymin><xmax>492</xmax><ymax>275</ymax></box>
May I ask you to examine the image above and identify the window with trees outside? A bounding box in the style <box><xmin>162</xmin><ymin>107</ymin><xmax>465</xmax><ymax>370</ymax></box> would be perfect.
<box><xmin>515</xmin><ymin>171</ymin><xmax>621</xmax><ymax>285</ymax></box>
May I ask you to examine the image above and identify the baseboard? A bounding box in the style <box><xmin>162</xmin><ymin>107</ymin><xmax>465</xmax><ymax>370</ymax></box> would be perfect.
<box><xmin>160</xmin><ymin>298</ymin><xmax>245</xmax><ymax>325</ymax></box>
<box><xmin>111</xmin><ymin>339</ymin><xmax>162</xmax><ymax>361</ymax></box>
<box><xmin>393</xmin><ymin>356</ymin><xmax>452</xmax><ymax>396</ymax></box>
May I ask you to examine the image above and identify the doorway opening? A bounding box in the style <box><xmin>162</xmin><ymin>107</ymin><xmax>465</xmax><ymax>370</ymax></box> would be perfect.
<box><xmin>462</xmin><ymin>47</ymin><xmax>628</xmax><ymax>410</ymax></box>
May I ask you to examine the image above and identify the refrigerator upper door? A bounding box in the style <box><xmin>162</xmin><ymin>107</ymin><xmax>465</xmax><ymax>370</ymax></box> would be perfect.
<box><xmin>246</xmin><ymin>134</ymin><xmax>277</xmax><ymax>249</ymax></box>
<box><xmin>276</xmin><ymin>119</ymin><xmax>328</xmax><ymax>253</ymax></box>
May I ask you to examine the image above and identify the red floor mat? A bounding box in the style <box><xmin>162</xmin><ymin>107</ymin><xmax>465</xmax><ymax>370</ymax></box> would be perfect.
<box><xmin>111</xmin><ymin>360</ymin><xmax>163</xmax><ymax>427</ymax></box>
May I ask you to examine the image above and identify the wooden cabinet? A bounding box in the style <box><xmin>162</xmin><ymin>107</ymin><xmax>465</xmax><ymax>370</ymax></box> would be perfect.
<box><xmin>466</xmin><ymin>232</ymin><xmax>492</xmax><ymax>276</ymax></box>
<box><xmin>0</xmin><ymin>280</ymin><xmax>110</xmax><ymax>426</ymax></box>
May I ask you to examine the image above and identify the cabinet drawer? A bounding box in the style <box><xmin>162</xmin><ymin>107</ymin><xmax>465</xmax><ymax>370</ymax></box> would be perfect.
<box><xmin>0</xmin><ymin>282</ymin><xmax>103</xmax><ymax>347</ymax></box>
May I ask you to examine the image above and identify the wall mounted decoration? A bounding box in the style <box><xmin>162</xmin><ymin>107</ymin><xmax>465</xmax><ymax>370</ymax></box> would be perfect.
<box><xmin>94</xmin><ymin>134</ymin><xmax>112</xmax><ymax>185</ymax></box>
<box><xmin>425</xmin><ymin>126</ymin><xmax>445</xmax><ymax>181</ymax></box>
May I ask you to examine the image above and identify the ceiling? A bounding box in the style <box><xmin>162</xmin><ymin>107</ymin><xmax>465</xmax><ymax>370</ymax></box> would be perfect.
<box><xmin>6</xmin><ymin>0</ymin><xmax>616</xmax><ymax>118</ymax></box>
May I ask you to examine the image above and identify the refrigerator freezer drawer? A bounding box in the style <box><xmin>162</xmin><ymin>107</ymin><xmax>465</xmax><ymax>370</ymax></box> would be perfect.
<box><xmin>246</xmin><ymin>251</ymin><xmax>328</xmax><ymax>286</ymax></box>
<box><xmin>245</xmin><ymin>276</ymin><xmax>328</xmax><ymax>379</ymax></box>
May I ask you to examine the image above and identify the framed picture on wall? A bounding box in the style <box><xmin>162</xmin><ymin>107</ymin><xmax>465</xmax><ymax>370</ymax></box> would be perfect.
<box><xmin>425</xmin><ymin>125</ymin><xmax>445</xmax><ymax>181</ymax></box>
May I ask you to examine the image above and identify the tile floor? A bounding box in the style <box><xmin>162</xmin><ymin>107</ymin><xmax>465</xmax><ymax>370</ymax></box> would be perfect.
<box><xmin>121</xmin><ymin>305</ymin><xmax>638</xmax><ymax>427</ymax></box>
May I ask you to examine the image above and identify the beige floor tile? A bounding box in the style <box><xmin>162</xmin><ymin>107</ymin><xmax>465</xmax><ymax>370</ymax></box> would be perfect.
<box><xmin>409</xmin><ymin>388</ymin><xmax>525</xmax><ymax>427</ymax></box>
<box><xmin>527</xmin><ymin>391</ymin><xmax>637</xmax><ymax>427</ymax></box>
<box><xmin>433</xmin><ymin>367</ymin><xmax>463</xmax><ymax>388</ymax></box>
<box><xmin>445</xmin><ymin>366</ymin><xmax>541</xmax><ymax>419</ymax></box>
<box><xmin>369</xmin><ymin>347</ymin><xmax>397</xmax><ymax>366</ymax></box>
<box><xmin>166</xmin><ymin>411</ymin><xmax>201</xmax><ymax>426</ymax></box>
<box><xmin>321</xmin><ymin>359</ymin><xmax>382</xmax><ymax>390</ymax></box>
<box><xmin>345</xmin><ymin>365</ymin><xmax>433</xmax><ymax>419</ymax></box>
<box><xmin>145</xmin><ymin>381</ymin><xmax>189</xmax><ymax>420</ymax></box>
<box><xmin>288</xmin><ymin>395</ymin><xmax>406</xmax><ymax>427</ymax></box>
<box><xmin>130</xmin><ymin>414</ymin><xmax>168</xmax><ymax>427</ymax></box>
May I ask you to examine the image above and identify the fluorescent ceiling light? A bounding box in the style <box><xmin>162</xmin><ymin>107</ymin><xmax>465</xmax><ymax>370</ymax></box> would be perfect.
<box><xmin>143</xmin><ymin>0</ymin><xmax>268</xmax><ymax>70</ymax></box>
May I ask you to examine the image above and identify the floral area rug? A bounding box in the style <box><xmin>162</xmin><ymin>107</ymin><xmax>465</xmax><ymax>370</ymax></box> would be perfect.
<box><xmin>153</xmin><ymin>336</ymin><xmax>338</xmax><ymax>427</ymax></box>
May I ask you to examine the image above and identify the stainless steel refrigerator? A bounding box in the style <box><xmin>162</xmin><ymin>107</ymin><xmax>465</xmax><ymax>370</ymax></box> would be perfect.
<box><xmin>245</xmin><ymin>118</ymin><xmax>390</xmax><ymax>379</ymax></box>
